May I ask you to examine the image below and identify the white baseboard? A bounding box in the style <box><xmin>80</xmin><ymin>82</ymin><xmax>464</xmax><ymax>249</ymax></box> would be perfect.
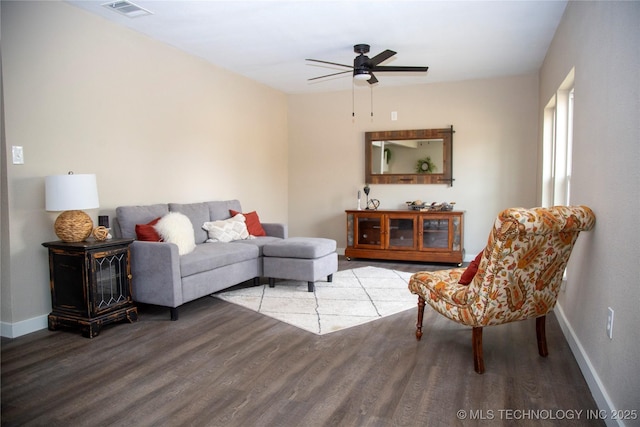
<box><xmin>1</xmin><ymin>315</ymin><xmax>48</xmax><ymax>338</ymax></box>
<box><xmin>554</xmin><ymin>304</ymin><xmax>624</xmax><ymax>427</ymax></box>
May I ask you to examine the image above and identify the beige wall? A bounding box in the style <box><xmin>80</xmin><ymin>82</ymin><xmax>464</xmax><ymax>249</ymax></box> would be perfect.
<box><xmin>540</xmin><ymin>1</ymin><xmax>640</xmax><ymax>417</ymax></box>
<box><xmin>1</xmin><ymin>1</ymin><xmax>288</xmax><ymax>332</ymax></box>
<box><xmin>288</xmin><ymin>75</ymin><xmax>540</xmax><ymax>255</ymax></box>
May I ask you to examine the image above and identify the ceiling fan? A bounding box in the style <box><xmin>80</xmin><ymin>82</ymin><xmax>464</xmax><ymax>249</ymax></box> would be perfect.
<box><xmin>306</xmin><ymin>44</ymin><xmax>429</xmax><ymax>84</ymax></box>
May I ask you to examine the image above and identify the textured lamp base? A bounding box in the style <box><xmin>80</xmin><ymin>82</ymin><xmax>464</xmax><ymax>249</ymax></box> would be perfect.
<box><xmin>54</xmin><ymin>210</ymin><xmax>94</xmax><ymax>242</ymax></box>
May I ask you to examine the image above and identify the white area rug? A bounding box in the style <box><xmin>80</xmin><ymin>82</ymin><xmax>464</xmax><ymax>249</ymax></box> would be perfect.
<box><xmin>214</xmin><ymin>266</ymin><xmax>417</xmax><ymax>335</ymax></box>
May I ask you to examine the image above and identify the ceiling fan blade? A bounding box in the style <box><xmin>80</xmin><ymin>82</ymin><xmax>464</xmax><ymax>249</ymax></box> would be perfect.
<box><xmin>306</xmin><ymin>58</ymin><xmax>352</xmax><ymax>68</ymax></box>
<box><xmin>371</xmin><ymin>65</ymin><xmax>429</xmax><ymax>72</ymax></box>
<box><xmin>368</xmin><ymin>73</ymin><xmax>379</xmax><ymax>84</ymax></box>
<box><xmin>308</xmin><ymin>70</ymin><xmax>352</xmax><ymax>81</ymax></box>
<box><xmin>368</xmin><ymin>49</ymin><xmax>396</xmax><ymax>66</ymax></box>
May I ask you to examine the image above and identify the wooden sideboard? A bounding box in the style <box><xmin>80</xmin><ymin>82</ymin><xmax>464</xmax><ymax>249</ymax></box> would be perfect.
<box><xmin>345</xmin><ymin>210</ymin><xmax>464</xmax><ymax>265</ymax></box>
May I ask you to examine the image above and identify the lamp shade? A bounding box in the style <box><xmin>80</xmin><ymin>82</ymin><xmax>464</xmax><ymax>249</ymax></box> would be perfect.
<box><xmin>45</xmin><ymin>174</ymin><xmax>99</xmax><ymax>211</ymax></box>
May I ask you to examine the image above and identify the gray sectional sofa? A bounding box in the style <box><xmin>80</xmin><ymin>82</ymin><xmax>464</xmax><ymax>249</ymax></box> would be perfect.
<box><xmin>115</xmin><ymin>200</ymin><xmax>286</xmax><ymax>320</ymax></box>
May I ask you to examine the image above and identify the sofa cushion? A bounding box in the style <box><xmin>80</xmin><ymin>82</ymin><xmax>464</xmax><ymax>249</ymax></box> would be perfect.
<box><xmin>263</xmin><ymin>237</ymin><xmax>336</xmax><ymax>259</ymax></box>
<box><xmin>203</xmin><ymin>215</ymin><xmax>252</xmax><ymax>243</ymax></box>
<box><xmin>180</xmin><ymin>242</ymin><xmax>259</xmax><ymax>277</ymax></box>
<box><xmin>169</xmin><ymin>202</ymin><xmax>210</xmax><ymax>244</ymax></box>
<box><xmin>116</xmin><ymin>204</ymin><xmax>169</xmax><ymax>239</ymax></box>
<box><xmin>207</xmin><ymin>200</ymin><xmax>242</xmax><ymax>221</ymax></box>
<box><xmin>232</xmin><ymin>235</ymin><xmax>283</xmax><ymax>256</ymax></box>
<box><xmin>155</xmin><ymin>212</ymin><xmax>196</xmax><ymax>255</ymax></box>
<box><xmin>135</xmin><ymin>217</ymin><xmax>162</xmax><ymax>241</ymax></box>
<box><xmin>230</xmin><ymin>209</ymin><xmax>266</xmax><ymax>236</ymax></box>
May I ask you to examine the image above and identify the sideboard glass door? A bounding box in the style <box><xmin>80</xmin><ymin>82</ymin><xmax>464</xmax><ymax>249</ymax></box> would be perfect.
<box><xmin>420</xmin><ymin>216</ymin><xmax>451</xmax><ymax>250</ymax></box>
<box><xmin>354</xmin><ymin>214</ymin><xmax>383</xmax><ymax>248</ymax></box>
<box><xmin>387</xmin><ymin>215</ymin><xmax>417</xmax><ymax>250</ymax></box>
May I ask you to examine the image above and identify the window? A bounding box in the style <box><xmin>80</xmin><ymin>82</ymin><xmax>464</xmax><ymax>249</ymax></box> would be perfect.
<box><xmin>542</xmin><ymin>69</ymin><xmax>574</xmax><ymax>207</ymax></box>
<box><xmin>542</xmin><ymin>69</ymin><xmax>575</xmax><ymax>287</ymax></box>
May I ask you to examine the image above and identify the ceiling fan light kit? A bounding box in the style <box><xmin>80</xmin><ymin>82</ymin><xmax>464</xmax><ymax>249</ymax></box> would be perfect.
<box><xmin>307</xmin><ymin>43</ymin><xmax>429</xmax><ymax>85</ymax></box>
<box><xmin>354</xmin><ymin>69</ymin><xmax>372</xmax><ymax>81</ymax></box>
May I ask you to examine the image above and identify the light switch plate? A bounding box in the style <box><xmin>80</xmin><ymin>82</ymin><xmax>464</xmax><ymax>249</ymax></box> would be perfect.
<box><xmin>12</xmin><ymin>146</ymin><xmax>24</xmax><ymax>164</ymax></box>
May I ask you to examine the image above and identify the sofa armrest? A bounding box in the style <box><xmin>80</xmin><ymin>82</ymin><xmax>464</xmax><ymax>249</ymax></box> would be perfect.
<box><xmin>262</xmin><ymin>223</ymin><xmax>287</xmax><ymax>239</ymax></box>
<box><xmin>129</xmin><ymin>240</ymin><xmax>183</xmax><ymax>308</ymax></box>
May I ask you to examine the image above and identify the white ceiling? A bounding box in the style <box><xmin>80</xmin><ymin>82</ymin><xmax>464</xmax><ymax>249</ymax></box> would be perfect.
<box><xmin>67</xmin><ymin>0</ymin><xmax>567</xmax><ymax>94</ymax></box>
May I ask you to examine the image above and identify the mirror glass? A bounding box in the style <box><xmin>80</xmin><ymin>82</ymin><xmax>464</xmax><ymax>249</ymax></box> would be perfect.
<box><xmin>371</xmin><ymin>139</ymin><xmax>443</xmax><ymax>175</ymax></box>
<box><xmin>365</xmin><ymin>127</ymin><xmax>454</xmax><ymax>185</ymax></box>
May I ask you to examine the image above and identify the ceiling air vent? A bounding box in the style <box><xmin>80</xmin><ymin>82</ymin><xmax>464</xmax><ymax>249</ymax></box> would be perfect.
<box><xmin>102</xmin><ymin>1</ymin><xmax>152</xmax><ymax>18</ymax></box>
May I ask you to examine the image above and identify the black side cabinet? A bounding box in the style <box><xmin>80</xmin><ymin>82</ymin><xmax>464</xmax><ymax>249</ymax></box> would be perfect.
<box><xmin>43</xmin><ymin>238</ymin><xmax>138</xmax><ymax>338</ymax></box>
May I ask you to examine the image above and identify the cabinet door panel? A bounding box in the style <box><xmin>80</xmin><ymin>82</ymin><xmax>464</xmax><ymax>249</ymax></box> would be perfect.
<box><xmin>420</xmin><ymin>217</ymin><xmax>451</xmax><ymax>250</ymax></box>
<box><xmin>50</xmin><ymin>251</ymin><xmax>89</xmax><ymax>316</ymax></box>
<box><xmin>354</xmin><ymin>214</ymin><xmax>383</xmax><ymax>248</ymax></box>
<box><xmin>91</xmin><ymin>249</ymin><xmax>132</xmax><ymax>316</ymax></box>
<box><xmin>387</xmin><ymin>216</ymin><xmax>417</xmax><ymax>250</ymax></box>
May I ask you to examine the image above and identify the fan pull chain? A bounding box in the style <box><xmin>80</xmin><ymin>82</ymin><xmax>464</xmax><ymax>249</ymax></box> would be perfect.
<box><xmin>370</xmin><ymin>86</ymin><xmax>374</xmax><ymax>119</ymax></box>
<box><xmin>352</xmin><ymin>80</ymin><xmax>355</xmax><ymax>117</ymax></box>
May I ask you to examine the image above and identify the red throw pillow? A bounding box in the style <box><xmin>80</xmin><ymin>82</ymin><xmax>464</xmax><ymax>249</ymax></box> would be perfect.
<box><xmin>135</xmin><ymin>217</ymin><xmax>162</xmax><ymax>242</ymax></box>
<box><xmin>459</xmin><ymin>252</ymin><xmax>483</xmax><ymax>285</ymax></box>
<box><xmin>229</xmin><ymin>209</ymin><xmax>266</xmax><ymax>236</ymax></box>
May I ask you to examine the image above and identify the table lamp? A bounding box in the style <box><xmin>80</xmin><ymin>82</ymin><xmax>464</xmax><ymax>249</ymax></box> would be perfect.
<box><xmin>45</xmin><ymin>172</ymin><xmax>100</xmax><ymax>242</ymax></box>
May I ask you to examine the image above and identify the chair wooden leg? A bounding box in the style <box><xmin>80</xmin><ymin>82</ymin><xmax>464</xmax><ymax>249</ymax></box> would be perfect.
<box><xmin>472</xmin><ymin>327</ymin><xmax>485</xmax><ymax>374</ymax></box>
<box><xmin>415</xmin><ymin>296</ymin><xmax>426</xmax><ymax>340</ymax></box>
<box><xmin>536</xmin><ymin>315</ymin><xmax>549</xmax><ymax>357</ymax></box>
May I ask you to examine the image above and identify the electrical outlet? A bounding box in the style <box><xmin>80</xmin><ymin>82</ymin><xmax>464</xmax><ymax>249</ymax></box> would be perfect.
<box><xmin>606</xmin><ymin>307</ymin><xmax>614</xmax><ymax>339</ymax></box>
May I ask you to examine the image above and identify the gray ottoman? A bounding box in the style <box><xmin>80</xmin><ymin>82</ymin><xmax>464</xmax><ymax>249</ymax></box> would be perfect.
<box><xmin>263</xmin><ymin>237</ymin><xmax>338</xmax><ymax>292</ymax></box>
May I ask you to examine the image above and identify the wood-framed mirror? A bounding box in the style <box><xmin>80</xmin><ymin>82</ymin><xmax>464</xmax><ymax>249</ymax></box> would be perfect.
<box><xmin>365</xmin><ymin>126</ymin><xmax>454</xmax><ymax>185</ymax></box>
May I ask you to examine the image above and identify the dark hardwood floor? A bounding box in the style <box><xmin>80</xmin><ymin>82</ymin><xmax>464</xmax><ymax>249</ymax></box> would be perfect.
<box><xmin>1</xmin><ymin>257</ymin><xmax>603</xmax><ymax>426</ymax></box>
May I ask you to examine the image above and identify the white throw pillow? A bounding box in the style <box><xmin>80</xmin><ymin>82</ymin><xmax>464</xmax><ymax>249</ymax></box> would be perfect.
<box><xmin>154</xmin><ymin>212</ymin><xmax>196</xmax><ymax>255</ymax></box>
<box><xmin>202</xmin><ymin>214</ymin><xmax>253</xmax><ymax>243</ymax></box>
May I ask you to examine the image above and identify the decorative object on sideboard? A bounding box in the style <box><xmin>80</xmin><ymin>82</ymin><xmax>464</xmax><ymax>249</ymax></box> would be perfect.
<box><xmin>363</xmin><ymin>184</ymin><xmax>371</xmax><ymax>208</ymax></box>
<box><xmin>45</xmin><ymin>172</ymin><xmax>100</xmax><ymax>242</ymax></box>
<box><xmin>363</xmin><ymin>184</ymin><xmax>380</xmax><ymax>210</ymax></box>
<box><xmin>367</xmin><ymin>199</ymin><xmax>381</xmax><ymax>210</ymax></box>
<box><xmin>92</xmin><ymin>226</ymin><xmax>111</xmax><ymax>241</ymax></box>
<box><xmin>357</xmin><ymin>190</ymin><xmax>362</xmax><ymax>210</ymax></box>
<box><xmin>406</xmin><ymin>200</ymin><xmax>426</xmax><ymax>210</ymax></box>
<box><xmin>406</xmin><ymin>201</ymin><xmax>456</xmax><ymax>211</ymax></box>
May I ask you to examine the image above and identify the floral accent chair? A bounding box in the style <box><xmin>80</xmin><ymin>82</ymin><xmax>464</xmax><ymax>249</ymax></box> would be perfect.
<box><xmin>408</xmin><ymin>206</ymin><xmax>596</xmax><ymax>374</ymax></box>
